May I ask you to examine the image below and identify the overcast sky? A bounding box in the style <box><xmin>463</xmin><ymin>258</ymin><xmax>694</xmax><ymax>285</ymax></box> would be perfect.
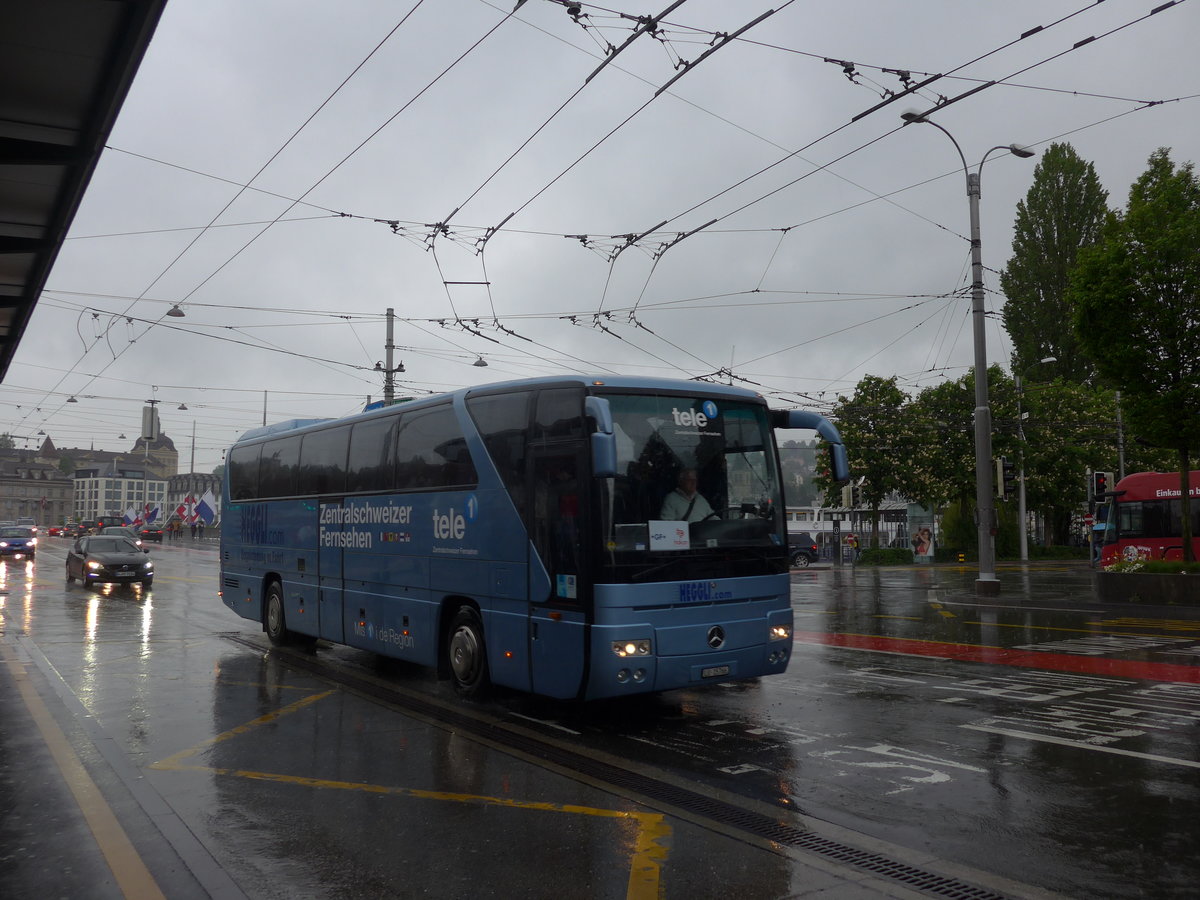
<box><xmin>8</xmin><ymin>0</ymin><xmax>1199</xmax><ymax>472</ymax></box>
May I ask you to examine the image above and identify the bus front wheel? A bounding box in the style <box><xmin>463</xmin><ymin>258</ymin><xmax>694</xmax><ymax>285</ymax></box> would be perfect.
<box><xmin>265</xmin><ymin>583</ymin><xmax>292</xmax><ymax>646</ymax></box>
<box><xmin>447</xmin><ymin>606</ymin><xmax>490</xmax><ymax>698</ymax></box>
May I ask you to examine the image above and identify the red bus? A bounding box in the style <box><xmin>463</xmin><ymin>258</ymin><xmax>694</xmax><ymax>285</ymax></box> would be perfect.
<box><xmin>1099</xmin><ymin>471</ymin><xmax>1200</xmax><ymax>565</ymax></box>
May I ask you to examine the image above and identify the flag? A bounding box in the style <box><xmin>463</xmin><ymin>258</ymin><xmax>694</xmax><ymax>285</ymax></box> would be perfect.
<box><xmin>124</xmin><ymin>507</ymin><xmax>137</xmax><ymax>526</ymax></box>
<box><xmin>144</xmin><ymin>503</ymin><xmax>159</xmax><ymax>524</ymax></box>
<box><xmin>196</xmin><ymin>490</ymin><xmax>217</xmax><ymax>525</ymax></box>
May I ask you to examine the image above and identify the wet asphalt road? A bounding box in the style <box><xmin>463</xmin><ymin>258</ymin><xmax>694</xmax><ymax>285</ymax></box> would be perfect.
<box><xmin>3</xmin><ymin>542</ymin><xmax>1199</xmax><ymax>899</ymax></box>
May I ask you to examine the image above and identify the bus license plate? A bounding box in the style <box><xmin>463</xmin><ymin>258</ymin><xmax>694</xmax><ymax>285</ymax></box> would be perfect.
<box><xmin>701</xmin><ymin>665</ymin><xmax>730</xmax><ymax>678</ymax></box>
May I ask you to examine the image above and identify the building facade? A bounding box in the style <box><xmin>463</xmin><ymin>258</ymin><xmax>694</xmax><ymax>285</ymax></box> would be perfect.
<box><xmin>73</xmin><ymin>463</ymin><xmax>167</xmax><ymax>525</ymax></box>
<box><xmin>0</xmin><ymin>454</ymin><xmax>73</xmax><ymax>525</ymax></box>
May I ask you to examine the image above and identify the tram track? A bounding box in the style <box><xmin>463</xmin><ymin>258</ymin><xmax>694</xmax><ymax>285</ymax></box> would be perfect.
<box><xmin>221</xmin><ymin>632</ymin><xmax>1052</xmax><ymax>900</ymax></box>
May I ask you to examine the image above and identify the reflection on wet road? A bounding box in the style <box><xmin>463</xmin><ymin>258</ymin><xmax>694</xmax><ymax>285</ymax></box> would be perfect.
<box><xmin>5</xmin><ymin>545</ymin><xmax>1200</xmax><ymax>899</ymax></box>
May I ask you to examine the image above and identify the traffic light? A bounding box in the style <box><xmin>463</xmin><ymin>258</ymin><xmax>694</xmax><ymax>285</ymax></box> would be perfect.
<box><xmin>841</xmin><ymin>484</ymin><xmax>853</xmax><ymax>508</ymax></box>
<box><xmin>995</xmin><ymin>457</ymin><xmax>1016</xmax><ymax>499</ymax></box>
<box><xmin>1092</xmin><ymin>470</ymin><xmax>1113</xmax><ymax>498</ymax></box>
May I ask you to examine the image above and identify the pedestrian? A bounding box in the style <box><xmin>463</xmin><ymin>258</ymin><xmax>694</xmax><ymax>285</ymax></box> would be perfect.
<box><xmin>198</xmin><ymin>520</ymin><xmax>205</xmax><ymax>540</ymax></box>
<box><xmin>190</xmin><ymin>521</ymin><xmax>197</xmax><ymax>540</ymax></box>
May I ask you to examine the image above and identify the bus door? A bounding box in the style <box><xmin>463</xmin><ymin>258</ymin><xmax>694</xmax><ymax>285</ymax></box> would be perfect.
<box><xmin>528</xmin><ymin>447</ymin><xmax>589</xmax><ymax>698</ymax></box>
<box><xmin>317</xmin><ymin>498</ymin><xmax>345</xmax><ymax>643</ymax></box>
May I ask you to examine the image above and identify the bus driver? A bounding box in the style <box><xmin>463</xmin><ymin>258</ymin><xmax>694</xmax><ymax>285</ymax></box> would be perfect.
<box><xmin>660</xmin><ymin>468</ymin><xmax>717</xmax><ymax>523</ymax></box>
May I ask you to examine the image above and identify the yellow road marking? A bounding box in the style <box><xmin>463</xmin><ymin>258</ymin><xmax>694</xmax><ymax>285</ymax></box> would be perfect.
<box><xmin>1090</xmin><ymin>618</ymin><xmax>1200</xmax><ymax>632</ymax></box>
<box><xmin>153</xmin><ymin>687</ymin><xmax>670</xmax><ymax>898</ymax></box>
<box><xmin>1</xmin><ymin>644</ymin><xmax>165</xmax><ymax>900</ymax></box>
<box><xmin>152</xmin><ymin>688</ymin><xmax>334</xmax><ymax>769</ymax></box>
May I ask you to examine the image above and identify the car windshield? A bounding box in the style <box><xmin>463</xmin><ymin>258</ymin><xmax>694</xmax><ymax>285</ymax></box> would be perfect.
<box><xmin>0</xmin><ymin>527</ymin><xmax>31</xmax><ymax>538</ymax></box>
<box><xmin>88</xmin><ymin>538</ymin><xmax>140</xmax><ymax>553</ymax></box>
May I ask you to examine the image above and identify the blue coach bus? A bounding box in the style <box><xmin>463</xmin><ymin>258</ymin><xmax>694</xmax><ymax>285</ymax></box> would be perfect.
<box><xmin>219</xmin><ymin>375</ymin><xmax>848</xmax><ymax>700</ymax></box>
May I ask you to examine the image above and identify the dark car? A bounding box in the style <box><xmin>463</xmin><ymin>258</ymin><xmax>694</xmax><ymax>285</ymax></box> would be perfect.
<box><xmin>0</xmin><ymin>526</ymin><xmax>37</xmax><ymax>559</ymax></box>
<box><xmin>65</xmin><ymin>535</ymin><xmax>154</xmax><ymax>588</ymax></box>
<box><xmin>789</xmin><ymin>531</ymin><xmax>819</xmax><ymax>568</ymax></box>
<box><xmin>139</xmin><ymin>524</ymin><xmax>164</xmax><ymax>543</ymax></box>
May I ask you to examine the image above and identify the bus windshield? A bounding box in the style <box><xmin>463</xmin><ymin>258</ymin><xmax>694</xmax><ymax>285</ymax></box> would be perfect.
<box><xmin>600</xmin><ymin>393</ymin><xmax>784</xmax><ymax>568</ymax></box>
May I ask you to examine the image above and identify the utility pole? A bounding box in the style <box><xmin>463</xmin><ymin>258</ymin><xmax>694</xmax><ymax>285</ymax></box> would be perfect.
<box><xmin>375</xmin><ymin>307</ymin><xmax>404</xmax><ymax>405</ymax></box>
<box><xmin>142</xmin><ymin>393</ymin><xmax>160</xmax><ymax>524</ymax></box>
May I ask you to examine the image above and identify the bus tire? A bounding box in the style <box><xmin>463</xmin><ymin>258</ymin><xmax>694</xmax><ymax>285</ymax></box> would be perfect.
<box><xmin>447</xmin><ymin>606</ymin><xmax>490</xmax><ymax>698</ymax></box>
<box><xmin>265</xmin><ymin>582</ymin><xmax>292</xmax><ymax>647</ymax></box>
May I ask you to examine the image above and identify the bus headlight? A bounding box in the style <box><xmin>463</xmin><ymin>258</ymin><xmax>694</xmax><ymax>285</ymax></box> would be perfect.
<box><xmin>769</xmin><ymin>625</ymin><xmax>792</xmax><ymax>641</ymax></box>
<box><xmin>612</xmin><ymin>639</ymin><xmax>651</xmax><ymax>658</ymax></box>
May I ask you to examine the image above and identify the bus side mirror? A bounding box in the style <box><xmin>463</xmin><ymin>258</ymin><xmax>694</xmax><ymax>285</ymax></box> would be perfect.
<box><xmin>591</xmin><ymin>433</ymin><xmax>617</xmax><ymax>477</ymax></box>
<box><xmin>771</xmin><ymin>409</ymin><xmax>850</xmax><ymax>483</ymax></box>
<box><xmin>586</xmin><ymin>396</ymin><xmax>618</xmax><ymax>477</ymax></box>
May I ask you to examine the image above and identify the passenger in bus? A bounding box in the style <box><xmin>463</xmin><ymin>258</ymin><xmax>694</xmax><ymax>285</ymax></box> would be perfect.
<box><xmin>660</xmin><ymin>468</ymin><xmax>717</xmax><ymax>522</ymax></box>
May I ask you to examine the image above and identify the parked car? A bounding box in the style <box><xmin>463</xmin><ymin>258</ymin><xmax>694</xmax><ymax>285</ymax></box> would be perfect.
<box><xmin>99</xmin><ymin>525</ymin><xmax>144</xmax><ymax>548</ymax></box>
<box><xmin>65</xmin><ymin>535</ymin><xmax>153</xmax><ymax>588</ymax></box>
<box><xmin>139</xmin><ymin>524</ymin><xmax>164</xmax><ymax>543</ymax></box>
<box><xmin>789</xmin><ymin>531</ymin><xmax>819</xmax><ymax>568</ymax></box>
<box><xmin>0</xmin><ymin>526</ymin><xmax>36</xmax><ymax>559</ymax></box>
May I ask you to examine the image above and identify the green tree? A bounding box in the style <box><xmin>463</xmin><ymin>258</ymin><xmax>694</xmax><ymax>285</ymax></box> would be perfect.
<box><xmin>1070</xmin><ymin>148</ymin><xmax>1200</xmax><ymax>561</ymax></box>
<box><xmin>1000</xmin><ymin>142</ymin><xmax>1109</xmax><ymax>383</ymax></box>
<box><xmin>909</xmin><ymin>371</ymin><xmax>982</xmax><ymax>509</ymax></box>
<box><xmin>0</xmin><ymin>433</ymin><xmax>14</xmax><ymax>449</ymax></box>
<box><xmin>827</xmin><ymin>375</ymin><xmax>916</xmax><ymax>548</ymax></box>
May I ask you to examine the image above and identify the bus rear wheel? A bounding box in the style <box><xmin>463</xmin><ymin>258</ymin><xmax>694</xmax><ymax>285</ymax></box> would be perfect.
<box><xmin>447</xmin><ymin>606</ymin><xmax>490</xmax><ymax>698</ymax></box>
<box><xmin>265</xmin><ymin>582</ymin><xmax>292</xmax><ymax>646</ymax></box>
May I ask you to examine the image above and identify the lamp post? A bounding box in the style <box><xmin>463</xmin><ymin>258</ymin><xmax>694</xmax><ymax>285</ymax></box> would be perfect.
<box><xmin>901</xmin><ymin>111</ymin><xmax>1034</xmax><ymax>593</ymax></box>
<box><xmin>1016</xmin><ymin>356</ymin><xmax>1056</xmax><ymax>562</ymax></box>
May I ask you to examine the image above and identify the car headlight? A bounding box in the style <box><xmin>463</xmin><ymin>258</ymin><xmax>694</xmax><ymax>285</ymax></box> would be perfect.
<box><xmin>87</xmin><ymin>560</ymin><xmax>103</xmax><ymax>570</ymax></box>
<box><xmin>28</xmin><ymin>538</ymin><xmax>36</xmax><ymax>546</ymax></box>
<box><xmin>612</xmin><ymin>639</ymin><xmax>651</xmax><ymax>657</ymax></box>
<box><xmin>0</xmin><ymin>542</ymin><xmax>7</xmax><ymax>548</ymax></box>
<box><xmin>143</xmin><ymin>562</ymin><xmax>153</xmax><ymax>571</ymax></box>
<box><xmin>769</xmin><ymin>624</ymin><xmax>792</xmax><ymax>641</ymax></box>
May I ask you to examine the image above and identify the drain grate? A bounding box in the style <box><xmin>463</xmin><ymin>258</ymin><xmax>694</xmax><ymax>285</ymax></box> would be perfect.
<box><xmin>223</xmin><ymin>634</ymin><xmax>1010</xmax><ymax>900</ymax></box>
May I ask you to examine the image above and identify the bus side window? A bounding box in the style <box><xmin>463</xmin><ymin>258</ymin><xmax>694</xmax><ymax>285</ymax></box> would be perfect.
<box><xmin>396</xmin><ymin>406</ymin><xmax>477</xmax><ymax>490</ymax></box>
<box><xmin>533</xmin><ymin>388</ymin><xmax>584</xmax><ymax>441</ymax></box>
<box><xmin>228</xmin><ymin>444</ymin><xmax>262</xmax><ymax>501</ymax></box>
<box><xmin>259</xmin><ymin>435</ymin><xmax>301</xmax><ymax>498</ymax></box>
<box><xmin>466</xmin><ymin>391</ymin><xmax>532</xmax><ymax>518</ymax></box>
<box><xmin>297</xmin><ymin>427</ymin><xmax>349</xmax><ymax>495</ymax></box>
<box><xmin>347</xmin><ymin>416</ymin><xmax>397</xmax><ymax>493</ymax></box>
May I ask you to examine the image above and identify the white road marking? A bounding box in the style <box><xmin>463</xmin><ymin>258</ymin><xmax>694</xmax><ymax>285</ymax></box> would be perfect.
<box><xmin>963</xmin><ymin>724</ymin><xmax>1200</xmax><ymax>769</ymax></box>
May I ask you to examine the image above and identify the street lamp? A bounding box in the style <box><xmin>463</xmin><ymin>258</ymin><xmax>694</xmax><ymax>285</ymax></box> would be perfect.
<box><xmin>1016</xmin><ymin>356</ymin><xmax>1056</xmax><ymax>562</ymax></box>
<box><xmin>901</xmin><ymin>110</ymin><xmax>1035</xmax><ymax>593</ymax></box>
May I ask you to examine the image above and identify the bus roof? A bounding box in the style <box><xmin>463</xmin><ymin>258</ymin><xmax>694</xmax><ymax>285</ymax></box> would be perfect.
<box><xmin>231</xmin><ymin>375</ymin><xmax>774</xmax><ymax>446</ymax></box>
<box><xmin>1113</xmin><ymin>470</ymin><xmax>1200</xmax><ymax>500</ymax></box>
